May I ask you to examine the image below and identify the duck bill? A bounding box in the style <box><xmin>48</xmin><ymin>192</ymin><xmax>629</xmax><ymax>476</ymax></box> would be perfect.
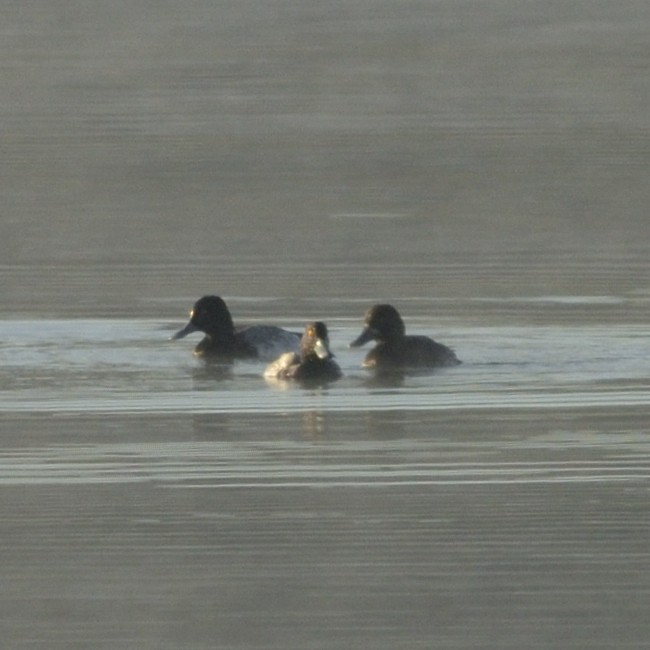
<box><xmin>313</xmin><ymin>338</ymin><xmax>333</xmax><ymax>360</ymax></box>
<box><xmin>349</xmin><ymin>327</ymin><xmax>375</xmax><ymax>348</ymax></box>
<box><xmin>170</xmin><ymin>320</ymin><xmax>199</xmax><ymax>340</ymax></box>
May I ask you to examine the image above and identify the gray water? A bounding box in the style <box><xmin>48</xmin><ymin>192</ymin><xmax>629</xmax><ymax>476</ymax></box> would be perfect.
<box><xmin>3</xmin><ymin>1</ymin><xmax>650</xmax><ymax>648</ymax></box>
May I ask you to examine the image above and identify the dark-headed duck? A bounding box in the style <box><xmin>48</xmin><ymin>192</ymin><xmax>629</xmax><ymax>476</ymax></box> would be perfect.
<box><xmin>171</xmin><ymin>295</ymin><xmax>300</xmax><ymax>361</ymax></box>
<box><xmin>264</xmin><ymin>321</ymin><xmax>342</xmax><ymax>383</ymax></box>
<box><xmin>350</xmin><ymin>304</ymin><xmax>460</xmax><ymax>370</ymax></box>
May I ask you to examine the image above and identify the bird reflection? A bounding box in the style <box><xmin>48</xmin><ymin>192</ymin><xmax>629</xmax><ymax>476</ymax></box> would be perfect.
<box><xmin>189</xmin><ymin>362</ymin><xmax>234</xmax><ymax>387</ymax></box>
<box><xmin>301</xmin><ymin>410</ymin><xmax>327</xmax><ymax>441</ymax></box>
<box><xmin>362</xmin><ymin>370</ymin><xmax>405</xmax><ymax>389</ymax></box>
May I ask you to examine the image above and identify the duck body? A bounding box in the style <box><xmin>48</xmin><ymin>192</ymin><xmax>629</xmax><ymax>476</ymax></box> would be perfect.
<box><xmin>350</xmin><ymin>304</ymin><xmax>460</xmax><ymax>371</ymax></box>
<box><xmin>265</xmin><ymin>322</ymin><xmax>342</xmax><ymax>383</ymax></box>
<box><xmin>172</xmin><ymin>295</ymin><xmax>300</xmax><ymax>361</ymax></box>
<box><xmin>360</xmin><ymin>334</ymin><xmax>460</xmax><ymax>369</ymax></box>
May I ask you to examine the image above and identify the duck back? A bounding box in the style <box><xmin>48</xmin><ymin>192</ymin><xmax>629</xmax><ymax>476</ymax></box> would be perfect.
<box><xmin>363</xmin><ymin>335</ymin><xmax>460</xmax><ymax>369</ymax></box>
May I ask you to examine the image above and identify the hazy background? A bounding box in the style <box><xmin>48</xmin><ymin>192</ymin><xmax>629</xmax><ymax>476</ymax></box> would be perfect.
<box><xmin>3</xmin><ymin>0</ymin><xmax>649</xmax><ymax>319</ymax></box>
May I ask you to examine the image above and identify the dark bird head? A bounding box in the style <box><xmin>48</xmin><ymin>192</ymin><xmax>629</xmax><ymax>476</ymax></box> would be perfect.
<box><xmin>171</xmin><ymin>295</ymin><xmax>235</xmax><ymax>341</ymax></box>
<box><xmin>350</xmin><ymin>304</ymin><xmax>405</xmax><ymax>347</ymax></box>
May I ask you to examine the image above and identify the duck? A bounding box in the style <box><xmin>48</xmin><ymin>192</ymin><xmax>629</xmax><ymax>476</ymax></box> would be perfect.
<box><xmin>171</xmin><ymin>295</ymin><xmax>300</xmax><ymax>361</ymax></box>
<box><xmin>350</xmin><ymin>304</ymin><xmax>460</xmax><ymax>370</ymax></box>
<box><xmin>264</xmin><ymin>322</ymin><xmax>342</xmax><ymax>382</ymax></box>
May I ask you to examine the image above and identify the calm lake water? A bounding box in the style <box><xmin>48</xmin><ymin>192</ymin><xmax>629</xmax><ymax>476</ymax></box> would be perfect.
<box><xmin>3</xmin><ymin>0</ymin><xmax>650</xmax><ymax>648</ymax></box>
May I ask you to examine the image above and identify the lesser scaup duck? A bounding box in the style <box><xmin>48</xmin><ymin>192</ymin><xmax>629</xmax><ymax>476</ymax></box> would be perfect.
<box><xmin>350</xmin><ymin>304</ymin><xmax>460</xmax><ymax>370</ymax></box>
<box><xmin>171</xmin><ymin>295</ymin><xmax>300</xmax><ymax>361</ymax></box>
<box><xmin>264</xmin><ymin>322</ymin><xmax>342</xmax><ymax>382</ymax></box>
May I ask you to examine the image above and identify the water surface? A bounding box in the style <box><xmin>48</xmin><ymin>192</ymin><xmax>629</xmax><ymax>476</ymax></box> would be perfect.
<box><xmin>2</xmin><ymin>317</ymin><xmax>650</xmax><ymax>649</ymax></box>
<box><xmin>3</xmin><ymin>0</ymin><xmax>650</xmax><ymax>648</ymax></box>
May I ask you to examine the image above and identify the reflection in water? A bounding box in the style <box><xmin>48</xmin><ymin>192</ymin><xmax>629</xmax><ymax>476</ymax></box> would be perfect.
<box><xmin>301</xmin><ymin>410</ymin><xmax>327</xmax><ymax>441</ymax></box>
<box><xmin>360</xmin><ymin>362</ymin><xmax>473</xmax><ymax>389</ymax></box>
<box><xmin>190</xmin><ymin>362</ymin><xmax>235</xmax><ymax>387</ymax></box>
<box><xmin>362</xmin><ymin>371</ymin><xmax>406</xmax><ymax>389</ymax></box>
<box><xmin>264</xmin><ymin>374</ymin><xmax>343</xmax><ymax>391</ymax></box>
